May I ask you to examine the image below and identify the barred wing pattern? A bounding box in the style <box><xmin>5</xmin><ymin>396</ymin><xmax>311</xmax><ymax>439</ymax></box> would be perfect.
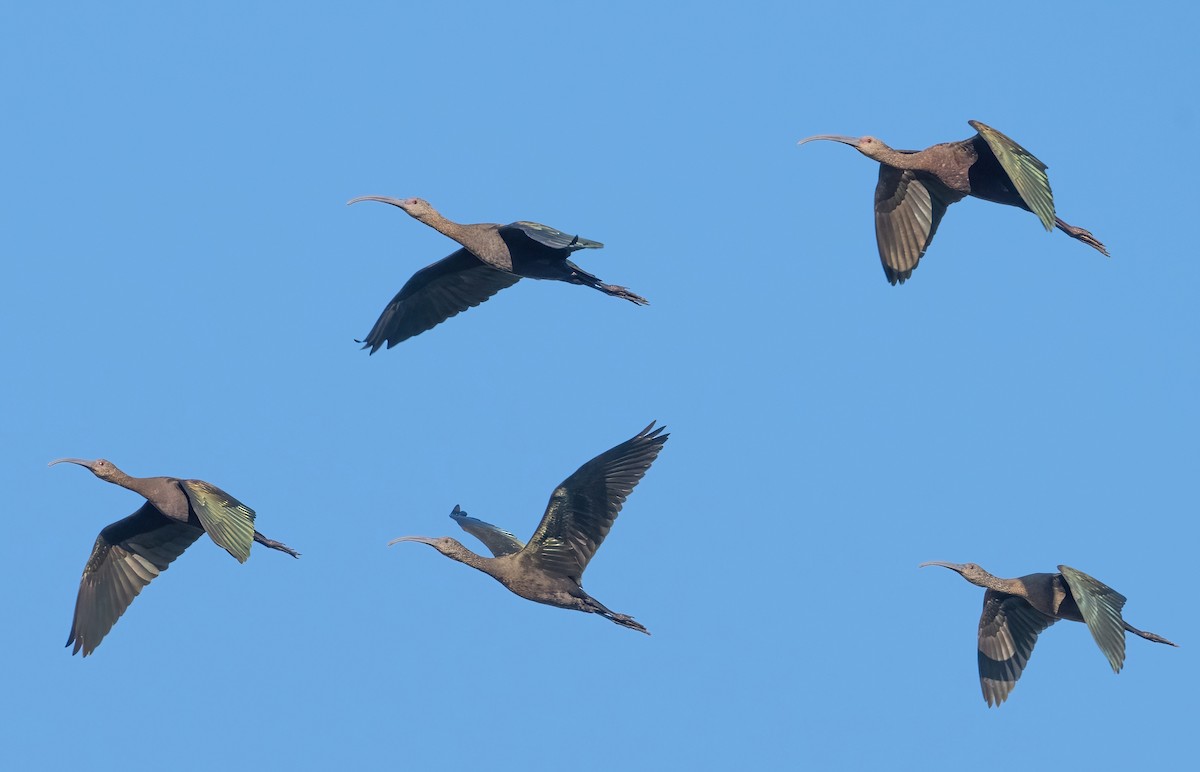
<box><xmin>976</xmin><ymin>590</ymin><xmax>1057</xmax><ymax>707</ymax></box>
<box><xmin>874</xmin><ymin>165</ymin><xmax>954</xmax><ymax>285</ymax></box>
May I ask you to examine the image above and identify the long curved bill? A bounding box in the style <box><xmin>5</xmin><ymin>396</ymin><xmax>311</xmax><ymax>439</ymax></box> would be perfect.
<box><xmin>796</xmin><ymin>134</ymin><xmax>861</xmax><ymax>148</ymax></box>
<box><xmin>387</xmin><ymin>535</ymin><xmax>430</xmax><ymax>547</ymax></box>
<box><xmin>347</xmin><ymin>195</ymin><xmax>406</xmax><ymax>207</ymax></box>
<box><xmin>48</xmin><ymin>458</ymin><xmax>91</xmax><ymax>468</ymax></box>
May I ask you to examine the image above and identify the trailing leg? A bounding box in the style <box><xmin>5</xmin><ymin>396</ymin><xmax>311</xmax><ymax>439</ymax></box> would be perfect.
<box><xmin>1124</xmin><ymin>620</ymin><xmax>1177</xmax><ymax>647</ymax></box>
<box><xmin>254</xmin><ymin>531</ymin><xmax>301</xmax><ymax>558</ymax></box>
<box><xmin>1055</xmin><ymin>217</ymin><xmax>1109</xmax><ymax>256</ymax></box>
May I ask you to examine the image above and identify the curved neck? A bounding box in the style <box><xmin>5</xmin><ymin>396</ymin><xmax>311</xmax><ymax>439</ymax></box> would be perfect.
<box><xmin>102</xmin><ymin>466</ymin><xmax>152</xmax><ymax>496</ymax></box>
<box><xmin>115</xmin><ymin>473</ymin><xmax>187</xmax><ymax>515</ymax></box>
<box><xmin>864</xmin><ymin>144</ymin><xmax>923</xmax><ymax>170</ymax></box>
<box><xmin>415</xmin><ymin>210</ymin><xmax>504</xmax><ymax>263</ymax></box>
<box><xmin>437</xmin><ymin>539</ymin><xmax>497</xmax><ymax>575</ymax></box>
<box><xmin>415</xmin><ymin>210</ymin><xmax>477</xmax><ymax>244</ymax></box>
<box><xmin>968</xmin><ymin>569</ymin><xmax>1025</xmax><ymax>596</ymax></box>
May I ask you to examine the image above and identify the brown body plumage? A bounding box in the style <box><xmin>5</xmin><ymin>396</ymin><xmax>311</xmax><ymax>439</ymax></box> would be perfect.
<box><xmin>389</xmin><ymin>423</ymin><xmax>668</xmax><ymax>633</ymax></box>
<box><xmin>798</xmin><ymin>120</ymin><xmax>1108</xmax><ymax>284</ymax></box>
<box><xmin>349</xmin><ymin>196</ymin><xmax>647</xmax><ymax>351</ymax></box>
<box><xmin>921</xmin><ymin>561</ymin><xmax>1176</xmax><ymax>706</ymax></box>
<box><xmin>50</xmin><ymin>457</ymin><xmax>299</xmax><ymax>656</ymax></box>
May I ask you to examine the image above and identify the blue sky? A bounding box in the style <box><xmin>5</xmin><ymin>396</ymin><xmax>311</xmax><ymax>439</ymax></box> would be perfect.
<box><xmin>3</xmin><ymin>2</ymin><xmax>1195</xmax><ymax>769</ymax></box>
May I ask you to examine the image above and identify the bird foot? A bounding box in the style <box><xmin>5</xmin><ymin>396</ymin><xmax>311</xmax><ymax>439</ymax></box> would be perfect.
<box><xmin>606</xmin><ymin>611</ymin><xmax>650</xmax><ymax>635</ymax></box>
<box><xmin>603</xmin><ymin>284</ymin><xmax>650</xmax><ymax>306</ymax></box>
<box><xmin>1055</xmin><ymin>218</ymin><xmax>1109</xmax><ymax>257</ymax></box>
<box><xmin>254</xmin><ymin>533</ymin><xmax>301</xmax><ymax>558</ymax></box>
<box><xmin>1132</xmin><ymin>628</ymin><xmax>1178</xmax><ymax>647</ymax></box>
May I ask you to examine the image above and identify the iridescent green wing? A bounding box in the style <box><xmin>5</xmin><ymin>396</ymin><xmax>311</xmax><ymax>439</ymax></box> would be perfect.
<box><xmin>182</xmin><ymin>479</ymin><xmax>256</xmax><ymax>563</ymax></box>
<box><xmin>1058</xmin><ymin>565</ymin><xmax>1128</xmax><ymax>673</ymax></box>
<box><xmin>969</xmin><ymin>120</ymin><xmax>1055</xmax><ymax>231</ymax></box>
<box><xmin>505</xmin><ymin>222</ymin><xmax>603</xmax><ymax>251</ymax></box>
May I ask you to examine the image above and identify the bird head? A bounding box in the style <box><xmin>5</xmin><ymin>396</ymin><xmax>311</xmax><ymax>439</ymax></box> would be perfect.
<box><xmin>387</xmin><ymin>534</ymin><xmax>463</xmax><ymax>557</ymax></box>
<box><xmin>347</xmin><ymin>195</ymin><xmax>436</xmax><ymax>222</ymax></box>
<box><xmin>48</xmin><ymin>457</ymin><xmax>122</xmax><ymax>482</ymax></box>
<box><xmin>797</xmin><ymin>134</ymin><xmax>891</xmax><ymax>161</ymax></box>
<box><xmin>919</xmin><ymin>561</ymin><xmax>991</xmax><ymax>586</ymax></box>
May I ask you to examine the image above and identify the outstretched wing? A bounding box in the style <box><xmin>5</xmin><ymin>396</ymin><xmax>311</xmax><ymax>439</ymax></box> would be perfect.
<box><xmin>504</xmin><ymin>221</ymin><xmax>602</xmax><ymax>251</ymax></box>
<box><xmin>969</xmin><ymin>120</ymin><xmax>1055</xmax><ymax>231</ymax></box>
<box><xmin>360</xmin><ymin>248</ymin><xmax>521</xmax><ymax>352</ymax></box>
<box><xmin>1058</xmin><ymin>565</ymin><xmax>1128</xmax><ymax>673</ymax></box>
<box><xmin>68</xmin><ymin>503</ymin><xmax>203</xmax><ymax>656</ymax></box>
<box><xmin>522</xmin><ymin>422</ymin><xmax>668</xmax><ymax>580</ymax></box>
<box><xmin>874</xmin><ymin>165</ymin><xmax>954</xmax><ymax>285</ymax></box>
<box><xmin>449</xmin><ymin>505</ymin><xmax>524</xmax><ymax>557</ymax></box>
<box><xmin>181</xmin><ymin>479</ymin><xmax>256</xmax><ymax>563</ymax></box>
<box><xmin>977</xmin><ymin>590</ymin><xmax>1058</xmax><ymax>707</ymax></box>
